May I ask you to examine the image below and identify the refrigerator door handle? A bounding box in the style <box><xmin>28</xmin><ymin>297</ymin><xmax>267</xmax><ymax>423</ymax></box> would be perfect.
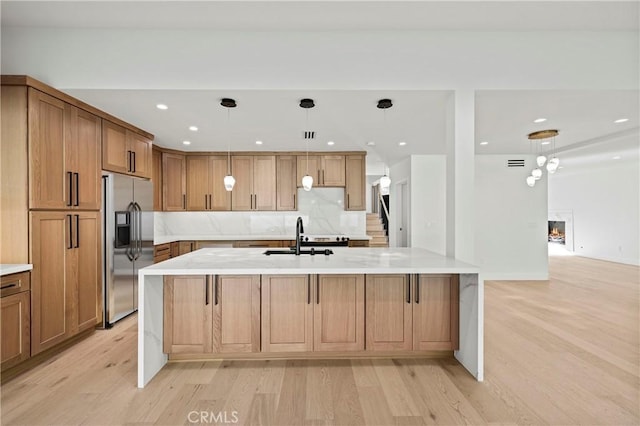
<box><xmin>125</xmin><ymin>202</ymin><xmax>136</xmax><ymax>261</ymax></box>
<box><xmin>133</xmin><ymin>202</ymin><xmax>142</xmax><ymax>260</ymax></box>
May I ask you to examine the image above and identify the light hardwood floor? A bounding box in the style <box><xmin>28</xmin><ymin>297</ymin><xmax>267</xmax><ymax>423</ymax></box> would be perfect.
<box><xmin>1</xmin><ymin>255</ymin><xmax>638</xmax><ymax>425</ymax></box>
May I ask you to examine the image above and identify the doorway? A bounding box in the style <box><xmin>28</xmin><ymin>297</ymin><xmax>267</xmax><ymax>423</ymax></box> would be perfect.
<box><xmin>396</xmin><ymin>181</ymin><xmax>409</xmax><ymax>247</ymax></box>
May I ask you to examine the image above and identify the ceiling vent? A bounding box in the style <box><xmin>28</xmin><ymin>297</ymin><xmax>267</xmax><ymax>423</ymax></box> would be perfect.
<box><xmin>303</xmin><ymin>131</ymin><xmax>316</xmax><ymax>140</ymax></box>
<box><xmin>507</xmin><ymin>159</ymin><xmax>526</xmax><ymax>168</ymax></box>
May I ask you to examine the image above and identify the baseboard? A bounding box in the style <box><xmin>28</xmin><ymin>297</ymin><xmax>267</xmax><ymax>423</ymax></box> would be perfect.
<box><xmin>575</xmin><ymin>253</ymin><xmax>640</xmax><ymax>267</ymax></box>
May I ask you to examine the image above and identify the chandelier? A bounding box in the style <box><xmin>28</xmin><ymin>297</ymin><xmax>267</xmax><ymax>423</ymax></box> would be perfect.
<box><xmin>526</xmin><ymin>129</ymin><xmax>560</xmax><ymax>187</ymax></box>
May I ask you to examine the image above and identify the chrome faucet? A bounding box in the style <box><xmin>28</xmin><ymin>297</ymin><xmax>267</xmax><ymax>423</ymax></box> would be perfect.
<box><xmin>295</xmin><ymin>217</ymin><xmax>304</xmax><ymax>255</ymax></box>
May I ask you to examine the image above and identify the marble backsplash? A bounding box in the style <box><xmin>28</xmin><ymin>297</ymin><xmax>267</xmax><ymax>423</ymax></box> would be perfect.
<box><xmin>154</xmin><ymin>188</ymin><xmax>366</xmax><ymax>240</ymax></box>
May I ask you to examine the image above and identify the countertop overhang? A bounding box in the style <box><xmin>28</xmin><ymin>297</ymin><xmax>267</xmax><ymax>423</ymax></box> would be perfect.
<box><xmin>140</xmin><ymin>247</ymin><xmax>479</xmax><ymax>275</ymax></box>
<box><xmin>154</xmin><ymin>234</ymin><xmax>372</xmax><ymax>245</ymax></box>
<box><xmin>0</xmin><ymin>264</ymin><xmax>33</xmax><ymax>277</ymax></box>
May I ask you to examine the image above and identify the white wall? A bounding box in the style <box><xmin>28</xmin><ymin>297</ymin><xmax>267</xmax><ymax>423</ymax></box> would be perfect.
<box><xmin>548</xmin><ymin>160</ymin><xmax>640</xmax><ymax>265</ymax></box>
<box><xmin>475</xmin><ymin>155</ymin><xmax>549</xmax><ymax>280</ymax></box>
<box><xmin>410</xmin><ymin>156</ymin><xmax>447</xmax><ymax>255</ymax></box>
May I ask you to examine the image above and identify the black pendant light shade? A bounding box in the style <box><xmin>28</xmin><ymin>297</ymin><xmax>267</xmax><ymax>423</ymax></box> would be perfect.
<box><xmin>220</xmin><ymin>98</ymin><xmax>237</xmax><ymax>108</ymax></box>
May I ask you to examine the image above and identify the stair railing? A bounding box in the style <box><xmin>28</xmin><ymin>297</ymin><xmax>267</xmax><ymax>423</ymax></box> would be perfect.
<box><xmin>378</xmin><ymin>192</ymin><xmax>390</xmax><ymax>236</ymax></box>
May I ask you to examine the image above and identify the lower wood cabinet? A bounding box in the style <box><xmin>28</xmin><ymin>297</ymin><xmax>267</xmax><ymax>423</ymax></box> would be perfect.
<box><xmin>1</xmin><ymin>280</ymin><xmax>31</xmax><ymax>371</ymax></box>
<box><xmin>365</xmin><ymin>274</ymin><xmax>459</xmax><ymax>351</ymax></box>
<box><xmin>163</xmin><ymin>275</ymin><xmax>260</xmax><ymax>354</ymax></box>
<box><xmin>30</xmin><ymin>211</ymin><xmax>101</xmax><ymax>355</ymax></box>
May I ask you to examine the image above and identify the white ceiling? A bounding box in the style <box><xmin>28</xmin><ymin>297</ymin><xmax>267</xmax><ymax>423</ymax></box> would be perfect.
<box><xmin>2</xmin><ymin>1</ymin><xmax>638</xmax><ymax>170</ymax></box>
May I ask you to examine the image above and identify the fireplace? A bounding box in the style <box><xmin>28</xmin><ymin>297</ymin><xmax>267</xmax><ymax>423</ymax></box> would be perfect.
<box><xmin>548</xmin><ymin>221</ymin><xmax>566</xmax><ymax>244</ymax></box>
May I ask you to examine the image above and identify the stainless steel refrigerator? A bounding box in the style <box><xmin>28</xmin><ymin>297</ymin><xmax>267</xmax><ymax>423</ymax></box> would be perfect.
<box><xmin>102</xmin><ymin>173</ymin><xmax>154</xmax><ymax>327</ymax></box>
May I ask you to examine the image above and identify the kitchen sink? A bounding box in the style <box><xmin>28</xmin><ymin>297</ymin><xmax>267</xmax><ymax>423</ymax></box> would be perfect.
<box><xmin>263</xmin><ymin>248</ymin><xmax>334</xmax><ymax>256</ymax></box>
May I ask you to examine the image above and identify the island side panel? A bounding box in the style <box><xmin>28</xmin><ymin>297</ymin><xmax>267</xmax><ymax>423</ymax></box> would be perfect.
<box><xmin>454</xmin><ymin>273</ymin><xmax>483</xmax><ymax>381</ymax></box>
<box><xmin>138</xmin><ymin>274</ymin><xmax>168</xmax><ymax>388</ymax></box>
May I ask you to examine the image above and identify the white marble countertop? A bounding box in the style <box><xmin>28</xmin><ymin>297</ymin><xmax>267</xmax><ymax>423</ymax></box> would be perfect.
<box><xmin>0</xmin><ymin>264</ymin><xmax>33</xmax><ymax>277</ymax></box>
<box><xmin>140</xmin><ymin>247</ymin><xmax>479</xmax><ymax>275</ymax></box>
<box><xmin>154</xmin><ymin>234</ymin><xmax>372</xmax><ymax>245</ymax></box>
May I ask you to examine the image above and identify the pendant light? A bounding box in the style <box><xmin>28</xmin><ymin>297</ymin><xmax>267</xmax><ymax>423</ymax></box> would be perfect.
<box><xmin>221</xmin><ymin>98</ymin><xmax>236</xmax><ymax>191</ymax></box>
<box><xmin>526</xmin><ymin>129</ymin><xmax>560</xmax><ymax>188</ymax></box>
<box><xmin>377</xmin><ymin>99</ymin><xmax>393</xmax><ymax>189</ymax></box>
<box><xmin>546</xmin><ymin>132</ymin><xmax>560</xmax><ymax>173</ymax></box>
<box><xmin>300</xmin><ymin>98</ymin><xmax>315</xmax><ymax>191</ymax></box>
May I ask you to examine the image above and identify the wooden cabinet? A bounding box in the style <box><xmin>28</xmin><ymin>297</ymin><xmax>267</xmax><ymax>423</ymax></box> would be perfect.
<box><xmin>232</xmin><ymin>155</ymin><xmax>276</xmax><ymax>211</ymax></box>
<box><xmin>163</xmin><ymin>274</ymin><xmax>260</xmax><ymax>354</ymax></box>
<box><xmin>1</xmin><ymin>290</ymin><xmax>30</xmax><ymax>371</ymax></box>
<box><xmin>162</xmin><ymin>153</ymin><xmax>186</xmax><ymax>211</ymax></box>
<box><xmin>345</xmin><ymin>155</ymin><xmax>366</xmax><ymax>211</ymax></box>
<box><xmin>102</xmin><ymin>120</ymin><xmax>152</xmax><ymax>179</ymax></box>
<box><xmin>179</xmin><ymin>241</ymin><xmax>195</xmax><ymax>255</ymax></box>
<box><xmin>28</xmin><ymin>89</ymin><xmax>101</xmax><ymax>210</ymax></box>
<box><xmin>163</xmin><ymin>275</ymin><xmax>212</xmax><ymax>353</ymax></box>
<box><xmin>153</xmin><ymin>243</ymin><xmax>171</xmax><ymax>263</ymax></box>
<box><xmin>232</xmin><ymin>240</ymin><xmax>284</xmax><ymax>248</ymax></box>
<box><xmin>152</xmin><ymin>148</ymin><xmax>163</xmax><ymax>211</ymax></box>
<box><xmin>413</xmin><ymin>274</ymin><xmax>459</xmax><ymax>351</ymax></box>
<box><xmin>186</xmin><ymin>155</ymin><xmax>231</xmax><ymax>211</ymax></box>
<box><xmin>365</xmin><ymin>275</ymin><xmax>412</xmax><ymax>351</ymax></box>
<box><xmin>1</xmin><ymin>86</ymin><xmax>29</xmax><ymax>264</ymax></box>
<box><xmin>314</xmin><ymin>274</ymin><xmax>365</xmax><ymax>351</ymax></box>
<box><xmin>276</xmin><ymin>155</ymin><xmax>297</xmax><ymax>211</ymax></box>
<box><xmin>30</xmin><ymin>211</ymin><xmax>101</xmax><ymax>354</ymax></box>
<box><xmin>261</xmin><ymin>275</ymin><xmax>313</xmax><ymax>352</ymax></box>
<box><xmin>296</xmin><ymin>155</ymin><xmax>345</xmax><ymax>187</ymax></box>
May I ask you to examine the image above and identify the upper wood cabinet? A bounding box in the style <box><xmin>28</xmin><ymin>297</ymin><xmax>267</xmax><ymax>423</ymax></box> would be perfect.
<box><xmin>413</xmin><ymin>274</ymin><xmax>459</xmax><ymax>351</ymax></box>
<box><xmin>365</xmin><ymin>274</ymin><xmax>412</xmax><ymax>351</ymax></box>
<box><xmin>30</xmin><ymin>211</ymin><xmax>101</xmax><ymax>355</ymax></box>
<box><xmin>186</xmin><ymin>155</ymin><xmax>231</xmax><ymax>211</ymax></box>
<box><xmin>162</xmin><ymin>153</ymin><xmax>186</xmax><ymax>211</ymax></box>
<box><xmin>276</xmin><ymin>155</ymin><xmax>297</xmax><ymax>211</ymax></box>
<box><xmin>152</xmin><ymin>148</ymin><xmax>162</xmax><ymax>211</ymax></box>
<box><xmin>102</xmin><ymin>120</ymin><xmax>152</xmax><ymax>179</ymax></box>
<box><xmin>314</xmin><ymin>274</ymin><xmax>365</xmax><ymax>352</ymax></box>
<box><xmin>345</xmin><ymin>155</ymin><xmax>366</xmax><ymax>211</ymax></box>
<box><xmin>28</xmin><ymin>88</ymin><xmax>101</xmax><ymax>210</ymax></box>
<box><xmin>296</xmin><ymin>155</ymin><xmax>345</xmax><ymax>187</ymax></box>
<box><xmin>231</xmin><ymin>155</ymin><xmax>276</xmax><ymax>211</ymax></box>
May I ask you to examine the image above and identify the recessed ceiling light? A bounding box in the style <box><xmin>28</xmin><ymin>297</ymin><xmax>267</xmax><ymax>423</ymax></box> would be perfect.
<box><xmin>366</xmin><ymin>141</ymin><xmax>376</xmax><ymax>146</ymax></box>
<box><xmin>614</xmin><ymin>118</ymin><xmax>629</xmax><ymax>123</ymax></box>
<box><xmin>479</xmin><ymin>141</ymin><xmax>489</xmax><ymax>146</ymax></box>
<box><xmin>182</xmin><ymin>140</ymin><xmax>191</xmax><ymax>145</ymax></box>
<box><xmin>541</xmin><ymin>141</ymin><xmax>551</xmax><ymax>145</ymax></box>
<box><xmin>533</xmin><ymin>118</ymin><xmax>547</xmax><ymax>123</ymax></box>
<box><xmin>613</xmin><ymin>155</ymin><xmax>621</xmax><ymax>160</ymax></box>
<box><xmin>558</xmin><ymin>166</ymin><xmax>564</xmax><ymax>169</ymax></box>
<box><xmin>255</xmin><ymin>140</ymin><xmax>263</xmax><ymax>145</ymax></box>
<box><xmin>156</xmin><ymin>104</ymin><xmax>168</xmax><ymax>110</ymax></box>
<box><xmin>327</xmin><ymin>141</ymin><xmax>335</xmax><ymax>146</ymax></box>
<box><xmin>398</xmin><ymin>141</ymin><xmax>407</xmax><ymax>146</ymax></box>
<box><xmin>189</xmin><ymin>126</ymin><xmax>198</xmax><ymax>131</ymax></box>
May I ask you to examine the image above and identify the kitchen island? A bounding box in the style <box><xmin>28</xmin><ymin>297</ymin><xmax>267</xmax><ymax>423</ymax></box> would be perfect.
<box><xmin>137</xmin><ymin>247</ymin><xmax>483</xmax><ymax>388</ymax></box>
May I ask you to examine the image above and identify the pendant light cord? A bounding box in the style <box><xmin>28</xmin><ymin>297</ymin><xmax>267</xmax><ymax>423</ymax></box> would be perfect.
<box><xmin>227</xmin><ymin>108</ymin><xmax>231</xmax><ymax>174</ymax></box>
<box><xmin>305</xmin><ymin>108</ymin><xmax>309</xmax><ymax>174</ymax></box>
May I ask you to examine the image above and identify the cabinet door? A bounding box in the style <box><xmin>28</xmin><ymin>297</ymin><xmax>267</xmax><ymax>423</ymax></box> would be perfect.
<box><xmin>28</xmin><ymin>88</ymin><xmax>70</xmax><ymax>209</ymax></box>
<box><xmin>186</xmin><ymin>156</ymin><xmax>210</xmax><ymax>210</ymax></box>
<box><xmin>162</xmin><ymin>153</ymin><xmax>186</xmax><ymax>211</ymax></box>
<box><xmin>30</xmin><ymin>212</ymin><xmax>73</xmax><ymax>354</ymax></box>
<box><xmin>152</xmin><ymin>148</ymin><xmax>163</xmax><ymax>211</ymax></box>
<box><xmin>71</xmin><ymin>108</ymin><xmax>101</xmax><ymax>210</ymax></box>
<box><xmin>296</xmin><ymin>155</ymin><xmax>321</xmax><ymax>188</ymax></box>
<box><xmin>74</xmin><ymin>212</ymin><xmax>101</xmax><ymax>333</ymax></box>
<box><xmin>210</xmin><ymin>156</ymin><xmax>232</xmax><ymax>211</ymax></box>
<box><xmin>179</xmin><ymin>241</ymin><xmax>195</xmax><ymax>255</ymax></box>
<box><xmin>365</xmin><ymin>275</ymin><xmax>412</xmax><ymax>351</ymax></box>
<box><xmin>413</xmin><ymin>275</ymin><xmax>459</xmax><ymax>351</ymax></box>
<box><xmin>276</xmin><ymin>155</ymin><xmax>297</xmax><ymax>211</ymax></box>
<box><xmin>261</xmin><ymin>275</ymin><xmax>312</xmax><ymax>352</ymax></box>
<box><xmin>314</xmin><ymin>274</ymin><xmax>365</xmax><ymax>352</ymax></box>
<box><xmin>102</xmin><ymin>121</ymin><xmax>129</xmax><ymax>174</ymax></box>
<box><xmin>128</xmin><ymin>131</ymin><xmax>152</xmax><ymax>179</ymax></box>
<box><xmin>163</xmin><ymin>275</ymin><xmax>212</xmax><ymax>354</ymax></box>
<box><xmin>253</xmin><ymin>156</ymin><xmax>276</xmax><ymax>210</ymax></box>
<box><xmin>231</xmin><ymin>156</ymin><xmax>253</xmax><ymax>211</ymax></box>
<box><xmin>345</xmin><ymin>155</ymin><xmax>366</xmax><ymax>211</ymax></box>
<box><xmin>0</xmin><ymin>291</ymin><xmax>31</xmax><ymax>371</ymax></box>
<box><xmin>321</xmin><ymin>155</ymin><xmax>346</xmax><ymax>187</ymax></box>
<box><xmin>213</xmin><ymin>275</ymin><xmax>260</xmax><ymax>353</ymax></box>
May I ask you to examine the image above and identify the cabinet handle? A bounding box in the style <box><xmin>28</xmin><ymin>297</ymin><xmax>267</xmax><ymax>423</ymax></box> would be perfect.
<box><xmin>347</xmin><ymin>193</ymin><xmax>350</xmax><ymax>208</ymax></box>
<box><xmin>67</xmin><ymin>172</ymin><xmax>73</xmax><ymax>206</ymax></box>
<box><xmin>127</xmin><ymin>151</ymin><xmax>132</xmax><ymax>172</ymax></box>
<box><xmin>316</xmin><ymin>277</ymin><xmax>320</xmax><ymax>305</ymax></box>
<box><xmin>67</xmin><ymin>214</ymin><xmax>73</xmax><ymax>249</ymax></box>
<box><xmin>1</xmin><ymin>283</ymin><xmax>17</xmax><ymax>290</ymax></box>
<box><xmin>73</xmin><ymin>172</ymin><xmax>79</xmax><ymax>206</ymax></box>
<box><xmin>317</xmin><ymin>169</ymin><xmax>320</xmax><ymax>183</ymax></box>
<box><xmin>208</xmin><ymin>194</ymin><xmax>212</xmax><ymax>210</ymax></box>
<box><xmin>254</xmin><ymin>194</ymin><xmax>257</xmax><ymax>210</ymax></box>
<box><xmin>74</xmin><ymin>214</ymin><xmax>80</xmax><ymax>248</ymax></box>
<box><xmin>205</xmin><ymin>276</ymin><xmax>210</xmax><ymax>305</ymax></box>
<box><xmin>293</xmin><ymin>193</ymin><xmax>296</xmax><ymax>207</ymax></box>
<box><xmin>415</xmin><ymin>275</ymin><xmax>420</xmax><ymax>304</ymax></box>
<box><xmin>205</xmin><ymin>194</ymin><xmax>208</xmax><ymax>210</ymax></box>
<box><xmin>214</xmin><ymin>276</ymin><xmax>219</xmax><ymax>305</ymax></box>
<box><xmin>132</xmin><ymin>151</ymin><xmax>136</xmax><ymax>173</ymax></box>
<box><xmin>307</xmin><ymin>275</ymin><xmax>311</xmax><ymax>304</ymax></box>
<box><xmin>407</xmin><ymin>274</ymin><xmax>411</xmax><ymax>304</ymax></box>
<box><xmin>322</xmin><ymin>169</ymin><xmax>325</xmax><ymax>185</ymax></box>
<box><xmin>183</xmin><ymin>194</ymin><xmax>186</xmax><ymax>209</ymax></box>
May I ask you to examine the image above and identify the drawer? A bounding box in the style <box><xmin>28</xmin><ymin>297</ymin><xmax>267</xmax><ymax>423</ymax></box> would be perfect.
<box><xmin>348</xmin><ymin>240</ymin><xmax>369</xmax><ymax>247</ymax></box>
<box><xmin>1</xmin><ymin>271</ymin><xmax>30</xmax><ymax>298</ymax></box>
<box><xmin>154</xmin><ymin>253</ymin><xmax>171</xmax><ymax>263</ymax></box>
<box><xmin>154</xmin><ymin>243</ymin><xmax>171</xmax><ymax>257</ymax></box>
